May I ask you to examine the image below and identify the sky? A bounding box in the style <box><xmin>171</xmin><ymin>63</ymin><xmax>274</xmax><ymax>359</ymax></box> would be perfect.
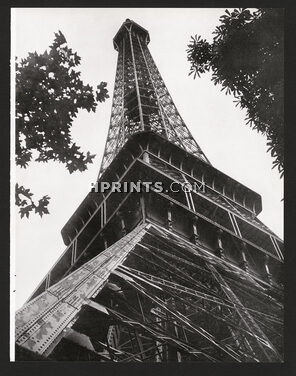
<box><xmin>12</xmin><ymin>8</ymin><xmax>283</xmax><ymax>310</ymax></box>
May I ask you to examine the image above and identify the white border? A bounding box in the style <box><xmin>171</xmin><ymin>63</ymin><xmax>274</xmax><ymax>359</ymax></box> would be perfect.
<box><xmin>10</xmin><ymin>8</ymin><xmax>16</xmax><ymax>362</ymax></box>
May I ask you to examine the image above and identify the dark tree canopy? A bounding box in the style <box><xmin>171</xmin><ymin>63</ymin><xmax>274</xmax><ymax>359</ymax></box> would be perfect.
<box><xmin>187</xmin><ymin>8</ymin><xmax>284</xmax><ymax>176</ymax></box>
<box><xmin>15</xmin><ymin>31</ymin><xmax>109</xmax><ymax>218</ymax></box>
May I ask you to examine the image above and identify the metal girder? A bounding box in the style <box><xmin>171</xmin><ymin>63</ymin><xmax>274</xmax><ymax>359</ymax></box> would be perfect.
<box><xmin>16</xmin><ymin>222</ymin><xmax>283</xmax><ymax>362</ymax></box>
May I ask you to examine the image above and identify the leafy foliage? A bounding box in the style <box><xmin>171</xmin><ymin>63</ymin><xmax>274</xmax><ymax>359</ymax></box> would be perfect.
<box><xmin>15</xmin><ymin>184</ymin><xmax>50</xmax><ymax>218</ymax></box>
<box><xmin>15</xmin><ymin>31</ymin><xmax>110</xmax><ymax>218</ymax></box>
<box><xmin>187</xmin><ymin>8</ymin><xmax>284</xmax><ymax>175</ymax></box>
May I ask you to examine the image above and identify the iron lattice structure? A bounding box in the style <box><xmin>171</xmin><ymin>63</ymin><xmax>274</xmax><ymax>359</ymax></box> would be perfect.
<box><xmin>99</xmin><ymin>19</ymin><xmax>210</xmax><ymax>177</ymax></box>
<box><xmin>15</xmin><ymin>19</ymin><xmax>283</xmax><ymax>362</ymax></box>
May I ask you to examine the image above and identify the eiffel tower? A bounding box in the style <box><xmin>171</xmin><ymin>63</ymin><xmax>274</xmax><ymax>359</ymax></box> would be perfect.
<box><xmin>15</xmin><ymin>19</ymin><xmax>284</xmax><ymax>362</ymax></box>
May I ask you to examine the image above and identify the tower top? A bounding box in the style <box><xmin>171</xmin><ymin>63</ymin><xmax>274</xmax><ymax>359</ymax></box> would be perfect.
<box><xmin>100</xmin><ymin>18</ymin><xmax>210</xmax><ymax>176</ymax></box>
<box><xmin>113</xmin><ymin>18</ymin><xmax>150</xmax><ymax>50</ymax></box>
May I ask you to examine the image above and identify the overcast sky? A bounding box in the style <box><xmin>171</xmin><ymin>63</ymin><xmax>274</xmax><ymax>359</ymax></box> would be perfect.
<box><xmin>12</xmin><ymin>8</ymin><xmax>283</xmax><ymax>310</ymax></box>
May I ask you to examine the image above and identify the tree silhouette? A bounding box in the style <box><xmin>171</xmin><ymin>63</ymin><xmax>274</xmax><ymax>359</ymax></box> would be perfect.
<box><xmin>187</xmin><ymin>8</ymin><xmax>284</xmax><ymax>176</ymax></box>
<box><xmin>15</xmin><ymin>31</ymin><xmax>109</xmax><ymax>218</ymax></box>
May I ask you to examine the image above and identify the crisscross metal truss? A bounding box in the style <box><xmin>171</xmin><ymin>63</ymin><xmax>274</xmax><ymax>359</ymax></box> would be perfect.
<box><xmin>16</xmin><ymin>223</ymin><xmax>283</xmax><ymax>362</ymax></box>
<box><xmin>99</xmin><ymin>21</ymin><xmax>210</xmax><ymax>176</ymax></box>
<box><xmin>88</xmin><ymin>226</ymin><xmax>283</xmax><ymax>362</ymax></box>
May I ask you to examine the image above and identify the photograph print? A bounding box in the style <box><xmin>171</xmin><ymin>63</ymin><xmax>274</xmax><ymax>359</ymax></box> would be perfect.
<box><xmin>12</xmin><ymin>8</ymin><xmax>284</xmax><ymax>362</ymax></box>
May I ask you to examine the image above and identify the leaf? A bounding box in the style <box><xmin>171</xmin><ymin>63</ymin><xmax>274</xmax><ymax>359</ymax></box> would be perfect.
<box><xmin>96</xmin><ymin>81</ymin><xmax>109</xmax><ymax>103</ymax></box>
<box><xmin>16</xmin><ymin>184</ymin><xmax>51</xmax><ymax>219</ymax></box>
<box><xmin>19</xmin><ymin>205</ymin><xmax>33</xmax><ymax>219</ymax></box>
<box><xmin>187</xmin><ymin>8</ymin><xmax>284</xmax><ymax>175</ymax></box>
<box><xmin>15</xmin><ymin>30</ymin><xmax>111</xmax><ymax>218</ymax></box>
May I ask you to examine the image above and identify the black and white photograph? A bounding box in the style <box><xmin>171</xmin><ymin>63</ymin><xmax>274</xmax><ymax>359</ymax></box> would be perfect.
<box><xmin>11</xmin><ymin>7</ymin><xmax>284</xmax><ymax>362</ymax></box>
